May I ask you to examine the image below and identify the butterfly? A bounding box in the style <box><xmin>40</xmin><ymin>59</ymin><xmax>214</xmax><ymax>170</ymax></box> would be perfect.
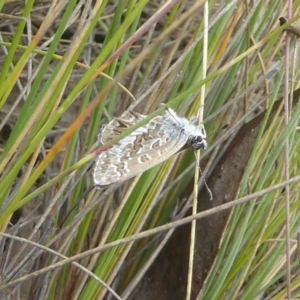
<box><xmin>93</xmin><ymin>108</ymin><xmax>207</xmax><ymax>187</ymax></box>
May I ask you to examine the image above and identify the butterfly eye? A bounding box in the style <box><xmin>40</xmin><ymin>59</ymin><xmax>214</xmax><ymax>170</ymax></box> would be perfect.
<box><xmin>191</xmin><ymin>136</ymin><xmax>207</xmax><ymax>150</ymax></box>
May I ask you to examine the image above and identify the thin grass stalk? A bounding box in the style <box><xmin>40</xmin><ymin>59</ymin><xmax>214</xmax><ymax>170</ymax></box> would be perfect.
<box><xmin>283</xmin><ymin>2</ymin><xmax>293</xmax><ymax>297</ymax></box>
<box><xmin>187</xmin><ymin>1</ymin><xmax>209</xmax><ymax>299</ymax></box>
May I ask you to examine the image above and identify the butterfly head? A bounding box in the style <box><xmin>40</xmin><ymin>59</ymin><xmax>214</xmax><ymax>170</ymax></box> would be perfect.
<box><xmin>189</xmin><ymin>125</ymin><xmax>207</xmax><ymax>150</ymax></box>
<box><xmin>191</xmin><ymin>135</ymin><xmax>207</xmax><ymax>150</ymax></box>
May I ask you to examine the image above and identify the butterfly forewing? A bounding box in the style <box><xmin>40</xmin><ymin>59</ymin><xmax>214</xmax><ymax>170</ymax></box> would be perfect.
<box><xmin>100</xmin><ymin>110</ymin><xmax>146</xmax><ymax>144</ymax></box>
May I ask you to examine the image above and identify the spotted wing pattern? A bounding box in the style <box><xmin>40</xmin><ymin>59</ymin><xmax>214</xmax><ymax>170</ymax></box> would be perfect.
<box><xmin>93</xmin><ymin>109</ymin><xmax>191</xmax><ymax>186</ymax></box>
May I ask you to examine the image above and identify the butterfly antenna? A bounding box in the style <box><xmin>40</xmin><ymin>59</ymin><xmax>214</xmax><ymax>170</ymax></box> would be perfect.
<box><xmin>199</xmin><ymin>164</ymin><xmax>213</xmax><ymax>201</ymax></box>
<box><xmin>207</xmin><ymin>123</ymin><xmax>229</xmax><ymax>138</ymax></box>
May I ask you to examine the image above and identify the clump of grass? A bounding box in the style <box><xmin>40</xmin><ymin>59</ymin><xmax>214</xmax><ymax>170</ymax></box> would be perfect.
<box><xmin>0</xmin><ymin>1</ymin><xmax>300</xmax><ymax>299</ymax></box>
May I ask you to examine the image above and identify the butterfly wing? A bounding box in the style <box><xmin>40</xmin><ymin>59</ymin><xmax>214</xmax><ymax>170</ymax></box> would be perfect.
<box><xmin>93</xmin><ymin>112</ymin><xmax>189</xmax><ymax>186</ymax></box>
<box><xmin>100</xmin><ymin>110</ymin><xmax>147</xmax><ymax>144</ymax></box>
